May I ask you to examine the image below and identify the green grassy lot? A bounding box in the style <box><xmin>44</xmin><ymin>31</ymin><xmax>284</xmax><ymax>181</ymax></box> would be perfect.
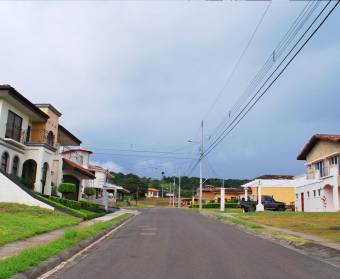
<box><xmin>0</xmin><ymin>213</ymin><xmax>130</xmax><ymax>279</ymax></box>
<box><xmin>236</xmin><ymin>211</ymin><xmax>340</xmax><ymax>242</ymax></box>
<box><xmin>0</xmin><ymin>203</ymin><xmax>80</xmax><ymax>247</ymax></box>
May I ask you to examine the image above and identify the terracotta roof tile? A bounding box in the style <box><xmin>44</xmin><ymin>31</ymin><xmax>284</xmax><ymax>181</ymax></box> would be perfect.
<box><xmin>297</xmin><ymin>134</ymin><xmax>340</xmax><ymax>160</ymax></box>
<box><xmin>62</xmin><ymin>158</ymin><xmax>95</xmax><ymax>179</ymax></box>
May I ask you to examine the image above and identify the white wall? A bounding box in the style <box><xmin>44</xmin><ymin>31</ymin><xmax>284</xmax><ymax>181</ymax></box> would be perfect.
<box><xmin>25</xmin><ymin>146</ymin><xmax>55</xmax><ymax>195</ymax></box>
<box><xmin>0</xmin><ymin>172</ymin><xmax>54</xmax><ymax>209</ymax></box>
<box><xmin>295</xmin><ymin>175</ymin><xmax>338</xmax><ymax>212</ymax></box>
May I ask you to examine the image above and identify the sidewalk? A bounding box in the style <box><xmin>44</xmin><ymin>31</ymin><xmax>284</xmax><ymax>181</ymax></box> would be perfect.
<box><xmin>0</xmin><ymin>209</ymin><xmax>136</xmax><ymax>260</ymax></box>
<box><xmin>204</xmin><ymin>211</ymin><xmax>340</xmax><ymax>252</ymax></box>
<box><xmin>259</xmin><ymin>223</ymin><xmax>340</xmax><ymax>251</ymax></box>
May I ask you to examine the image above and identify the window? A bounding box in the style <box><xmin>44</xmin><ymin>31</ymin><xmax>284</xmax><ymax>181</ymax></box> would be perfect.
<box><xmin>329</xmin><ymin>156</ymin><xmax>338</xmax><ymax>166</ymax></box>
<box><xmin>1</xmin><ymin>152</ymin><xmax>9</xmax><ymax>173</ymax></box>
<box><xmin>12</xmin><ymin>156</ymin><xmax>19</xmax><ymax>175</ymax></box>
<box><xmin>307</xmin><ymin>191</ymin><xmax>310</xmax><ymax>198</ymax></box>
<box><xmin>5</xmin><ymin>111</ymin><xmax>23</xmax><ymax>142</ymax></box>
<box><xmin>318</xmin><ymin>189</ymin><xmax>321</xmax><ymax>196</ymax></box>
<box><xmin>313</xmin><ymin>190</ymin><xmax>316</xmax><ymax>197</ymax></box>
<box><xmin>296</xmin><ymin>194</ymin><xmax>298</xmax><ymax>199</ymax></box>
<box><xmin>314</xmin><ymin>161</ymin><xmax>325</xmax><ymax>177</ymax></box>
<box><xmin>47</xmin><ymin>131</ymin><xmax>54</xmax><ymax>146</ymax></box>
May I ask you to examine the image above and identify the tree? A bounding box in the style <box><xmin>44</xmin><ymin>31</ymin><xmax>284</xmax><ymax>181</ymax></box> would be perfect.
<box><xmin>123</xmin><ymin>174</ymin><xmax>148</xmax><ymax>204</ymax></box>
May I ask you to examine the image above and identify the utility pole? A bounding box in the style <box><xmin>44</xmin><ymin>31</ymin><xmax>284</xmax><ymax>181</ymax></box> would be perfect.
<box><xmin>173</xmin><ymin>177</ymin><xmax>176</xmax><ymax>207</ymax></box>
<box><xmin>178</xmin><ymin>171</ymin><xmax>181</xmax><ymax>208</ymax></box>
<box><xmin>220</xmin><ymin>179</ymin><xmax>225</xmax><ymax>212</ymax></box>
<box><xmin>199</xmin><ymin>120</ymin><xmax>204</xmax><ymax>211</ymax></box>
<box><xmin>169</xmin><ymin>183</ymin><xmax>172</xmax><ymax>206</ymax></box>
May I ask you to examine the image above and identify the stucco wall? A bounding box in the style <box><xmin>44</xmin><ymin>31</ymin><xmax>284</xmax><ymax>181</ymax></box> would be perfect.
<box><xmin>249</xmin><ymin>186</ymin><xmax>295</xmax><ymax>205</ymax></box>
<box><xmin>306</xmin><ymin>141</ymin><xmax>340</xmax><ymax>164</ymax></box>
<box><xmin>0</xmin><ymin>172</ymin><xmax>54</xmax><ymax>209</ymax></box>
<box><xmin>38</xmin><ymin>107</ymin><xmax>60</xmax><ymax>148</ymax></box>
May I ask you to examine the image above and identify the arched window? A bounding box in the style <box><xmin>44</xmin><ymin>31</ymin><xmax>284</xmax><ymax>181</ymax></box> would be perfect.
<box><xmin>12</xmin><ymin>156</ymin><xmax>19</xmax><ymax>175</ymax></box>
<box><xmin>47</xmin><ymin>131</ymin><xmax>54</xmax><ymax>146</ymax></box>
<box><xmin>1</xmin><ymin>152</ymin><xmax>9</xmax><ymax>173</ymax></box>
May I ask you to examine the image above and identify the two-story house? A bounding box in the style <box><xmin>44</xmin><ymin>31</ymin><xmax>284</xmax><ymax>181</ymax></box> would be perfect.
<box><xmin>295</xmin><ymin>134</ymin><xmax>340</xmax><ymax>212</ymax></box>
<box><xmin>0</xmin><ymin>84</ymin><xmax>95</xmax><ymax>206</ymax></box>
<box><xmin>59</xmin><ymin>146</ymin><xmax>96</xmax><ymax>200</ymax></box>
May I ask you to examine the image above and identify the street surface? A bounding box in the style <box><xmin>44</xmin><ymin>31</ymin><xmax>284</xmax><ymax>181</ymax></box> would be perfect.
<box><xmin>49</xmin><ymin>208</ymin><xmax>340</xmax><ymax>279</ymax></box>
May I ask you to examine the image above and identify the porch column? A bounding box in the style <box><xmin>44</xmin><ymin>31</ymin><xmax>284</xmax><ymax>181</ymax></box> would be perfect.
<box><xmin>256</xmin><ymin>185</ymin><xmax>264</xmax><ymax>212</ymax></box>
<box><xmin>103</xmin><ymin>188</ymin><xmax>108</xmax><ymax>212</ymax></box>
<box><xmin>114</xmin><ymin>188</ymin><xmax>118</xmax><ymax>204</ymax></box>
<box><xmin>244</xmin><ymin>187</ymin><xmax>248</xmax><ymax>201</ymax></box>
<box><xmin>220</xmin><ymin>187</ymin><xmax>225</xmax><ymax>212</ymax></box>
<box><xmin>333</xmin><ymin>185</ymin><xmax>339</xmax><ymax>211</ymax></box>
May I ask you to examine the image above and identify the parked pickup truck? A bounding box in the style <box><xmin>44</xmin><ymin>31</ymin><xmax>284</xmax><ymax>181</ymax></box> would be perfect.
<box><xmin>239</xmin><ymin>195</ymin><xmax>286</xmax><ymax>212</ymax></box>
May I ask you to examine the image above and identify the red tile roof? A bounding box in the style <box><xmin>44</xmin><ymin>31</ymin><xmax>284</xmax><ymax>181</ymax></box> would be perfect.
<box><xmin>62</xmin><ymin>158</ymin><xmax>96</xmax><ymax>179</ymax></box>
<box><xmin>297</xmin><ymin>134</ymin><xmax>340</xmax><ymax>160</ymax></box>
<box><xmin>148</xmin><ymin>188</ymin><xmax>159</xmax><ymax>192</ymax></box>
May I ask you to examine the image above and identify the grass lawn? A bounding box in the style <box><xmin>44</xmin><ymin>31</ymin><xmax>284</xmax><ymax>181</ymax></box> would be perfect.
<box><xmin>0</xmin><ymin>213</ymin><xmax>130</xmax><ymax>279</ymax></box>
<box><xmin>0</xmin><ymin>203</ymin><xmax>80</xmax><ymax>247</ymax></box>
<box><xmin>236</xmin><ymin>211</ymin><xmax>340</xmax><ymax>242</ymax></box>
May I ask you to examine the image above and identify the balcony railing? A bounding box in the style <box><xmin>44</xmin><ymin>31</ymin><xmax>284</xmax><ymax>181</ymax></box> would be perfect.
<box><xmin>306</xmin><ymin>166</ymin><xmax>330</xmax><ymax>180</ymax></box>
<box><xmin>4</xmin><ymin>125</ymin><xmax>55</xmax><ymax>148</ymax></box>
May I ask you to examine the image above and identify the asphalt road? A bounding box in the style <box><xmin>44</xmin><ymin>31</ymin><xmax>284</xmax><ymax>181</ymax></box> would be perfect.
<box><xmin>49</xmin><ymin>208</ymin><xmax>340</xmax><ymax>279</ymax></box>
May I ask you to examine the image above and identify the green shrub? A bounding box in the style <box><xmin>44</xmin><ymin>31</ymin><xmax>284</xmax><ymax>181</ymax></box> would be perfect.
<box><xmin>58</xmin><ymin>183</ymin><xmax>76</xmax><ymax>194</ymax></box>
<box><xmin>80</xmin><ymin>200</ymin><xmax>99</xmax><ymax>210</ymax></box>
<box><xmin>9</xmin><ymin>174</ymin><xmax>34</xmax><ymax>190</ymax></box>
<box><xmin>84</xmin><ymin>187</ymin><xmax>96</xmax><ymax>197</ymax></box>
<box><xmin>49</xmin><ymin>196</ymin><xmax>81</xmax><ymax>210</ymax></box>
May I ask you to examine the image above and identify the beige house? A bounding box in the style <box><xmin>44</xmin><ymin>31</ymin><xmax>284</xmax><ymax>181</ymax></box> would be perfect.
<box><xmin>146</xmin><ymin>188</ymin><xmax>159</xmax><ymax>198</ymax></box>
<box><xmin>295</xmin><ymin>134</ymin><xmax>340</xmax><ymax>212</ymax></box>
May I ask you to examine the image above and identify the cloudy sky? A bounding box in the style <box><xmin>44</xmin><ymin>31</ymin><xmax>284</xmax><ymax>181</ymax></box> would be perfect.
<box><xmin>0</xmin><ymin>1</ymin><xmax>339</xmax><ymax>179</ymax></box>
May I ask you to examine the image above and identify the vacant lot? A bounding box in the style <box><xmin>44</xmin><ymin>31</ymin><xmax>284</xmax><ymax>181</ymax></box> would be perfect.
<box><xmin>237</xmin><ymin>211</ymin><xmax>340</xmax><ymax>242</ymax></box>
<box><xmin>0</xmin><ymin>203</ymin><xmax>80</xmax><ymax>246</ymax></box>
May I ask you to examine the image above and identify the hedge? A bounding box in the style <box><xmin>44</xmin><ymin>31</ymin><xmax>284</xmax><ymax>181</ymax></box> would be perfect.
<box><xmin>80</xmin><ymin>200</ymin><xmax>100</xmax><ymax>211</ymax></box>
<box><xmin>49</xmin><ymin>196</ymin><xmax>81</xmax><ymax>210</ymax></box>
<box><xmin>10</xmin><ymin>174</ymin><xmax>34</xmax><ymax>190</ymax></box>
<box><xmin>58</xmin><ymin>183</ymin><xmax>76</xmax><ymax>194</ymax></box>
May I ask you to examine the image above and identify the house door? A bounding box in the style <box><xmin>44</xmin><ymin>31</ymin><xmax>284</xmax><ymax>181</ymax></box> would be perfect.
<box><xmin>301</xmin><ymin>192</ymin><xmax>304</xmax><ymax>212</ymax></box>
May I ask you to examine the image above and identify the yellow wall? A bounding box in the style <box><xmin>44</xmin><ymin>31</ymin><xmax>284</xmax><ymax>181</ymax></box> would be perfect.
<box><xmin>249</xmin><ymin>186</ymin><xmax>295</xmax><ymax>205</ymax></box>
<box><xmin>306</xmin><ymin>141</ymin><xmax>340</xmax><ymax>164</ymax></box>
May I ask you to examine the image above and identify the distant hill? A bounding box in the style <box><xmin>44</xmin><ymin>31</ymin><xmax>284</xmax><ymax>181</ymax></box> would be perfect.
<box><xmin>110</xmin><ymin>172</ymin><xmax>249</xmax><ymax>198</ymax></box>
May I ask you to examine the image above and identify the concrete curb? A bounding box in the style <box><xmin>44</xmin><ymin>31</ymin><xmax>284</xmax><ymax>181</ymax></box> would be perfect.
<box><xmin>202</xmin><ymin>211</ymin><xmax>340</xmax><ymax>268</ymax></box>
<box><xmin>10</xmin><ymin>214</ymin><xmax>135</xmax><ymax>279</ymax></box>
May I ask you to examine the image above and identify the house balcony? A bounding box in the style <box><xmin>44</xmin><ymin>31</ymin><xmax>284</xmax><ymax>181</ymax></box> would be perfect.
<box><xmin>4</xmin><ymin>126</ymin><xmax>56</xmax><ymax>151</ymax></box>
<box><xmin>306</xmin><ymin>166</ymin><xmax>331</xmax><ymax>180</ymax></box>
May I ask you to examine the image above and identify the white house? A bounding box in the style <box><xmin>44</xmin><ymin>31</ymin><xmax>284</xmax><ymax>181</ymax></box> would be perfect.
<box><xmin>0</xmin><ymin>84</ymin><xmax>95</xmax><ymax>207</ymax></box>
<box><xmin>146</xmin><ymin>188</ymin><xmax>159</xmax><ymax>198</ymax></box>
<box><xmin>294</xmin><ymin>134</ymin><xmax>340</xmax><ymax>212</ymax></box>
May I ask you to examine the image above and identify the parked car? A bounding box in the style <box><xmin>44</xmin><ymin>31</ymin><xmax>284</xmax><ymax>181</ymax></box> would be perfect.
<box><xmin>239</xmin><ymin>195</ymin><xmax>286</xmax><ymax>212</ymax></box>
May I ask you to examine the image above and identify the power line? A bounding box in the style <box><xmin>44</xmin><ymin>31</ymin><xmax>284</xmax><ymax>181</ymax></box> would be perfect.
<box><xmin>202</xmin><ymin>1</ymin><xmax>272</xmax><ymax>122</ymax></box>
<box><xmin>187</xmin><ymin>0</ymin><xmax>337</xmax><ymax>177</ymax></box>
<box><xmin>204</xmin><ymin>0</ymin><xmax>338</xmax><ymax>159</ymax></box>
<box><xmin>208</xmin><ymin>1</ymin><xmax>320</xmax><ymax>142</ymax></box>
